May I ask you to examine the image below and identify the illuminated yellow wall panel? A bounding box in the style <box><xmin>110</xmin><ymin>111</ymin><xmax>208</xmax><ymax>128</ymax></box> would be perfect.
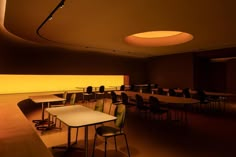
<box><xmin>0</xmin><ymin>75</ymin><xmax>124</xmax><ymax>94</ymax></box>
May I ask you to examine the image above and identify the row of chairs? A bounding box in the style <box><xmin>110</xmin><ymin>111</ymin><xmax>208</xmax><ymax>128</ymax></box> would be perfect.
<box><xmin>154</xmin><ymin>87</ymin><xmax>191</xmax><ymax>98</ymax></box>
<box><xmin>110</xmin><ymin>91</ymin><xmax>169</xmax><ymax>120</ymax></box>
<box><xmin>82</xmin><ymin>85</ymin><xmax>105</xmax><ymax>102</ymax></box>
<box><xmin>135</xmin><ymin>94</ymin><xmax>169</xmax><ymax>120</ymax></box>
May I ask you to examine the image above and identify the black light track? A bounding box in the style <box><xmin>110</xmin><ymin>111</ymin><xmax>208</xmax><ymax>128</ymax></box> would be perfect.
<box><xmin>36</xmin><ymin>0</ymin><xmax>66</xmax><ymax>40</ymax></box>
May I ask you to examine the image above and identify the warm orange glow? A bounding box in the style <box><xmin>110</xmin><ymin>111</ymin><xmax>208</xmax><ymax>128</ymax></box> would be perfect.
<box><xmin>125</xmin><ymin>31</ymin><xmax>193</xmax><ymax>47</ymax></box>
<box><xmin>132</xmin><ymin>31</ymin><xmax>182</xmax><ymax>38</ymax></box>
<box><xmin>0</xmin><ymin>75</ymin><xmax>124</xmax><ymax>94</ymax></box>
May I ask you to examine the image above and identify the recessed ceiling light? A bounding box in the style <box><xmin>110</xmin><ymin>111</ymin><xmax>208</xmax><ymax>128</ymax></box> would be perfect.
<box><xmin>125</xmin><ymin>31</ymin><xmax>193</xmax><ymax>47</ymax></box>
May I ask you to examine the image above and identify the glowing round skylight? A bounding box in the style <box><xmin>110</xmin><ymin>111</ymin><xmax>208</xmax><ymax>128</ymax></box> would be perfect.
<box><xmin>125</xmin><ymin>31</ymin><xmax>193</xmax><ymax>47</ymax></box>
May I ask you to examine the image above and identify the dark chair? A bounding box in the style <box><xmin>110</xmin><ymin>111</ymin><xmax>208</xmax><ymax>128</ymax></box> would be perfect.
<box><xmin>157</xmin><ymin>88</ymin><xmax>165</xmax><ymax>95</ymax></box>
<box><xmin>153</xmin><ymin>84</ymin><xmax>159</xmax><ymax>88</ymax></box>
<box><xmin>145</xmin><ymin>83</ymin><xmax>152</xmax><ymax>93</ymax></box>
<box><xmin>120</xmin><ymin>85</ymin><xmax>125</xmax><ymax>91</ymax></box>
<box><xmin>149</xmin><ymin>96</ymin><xmax>169</xmax><ymax>120</ymax></box>
<box><xmin>95</xmin><ymin>85</ymin><xmax>105</xmax><ymax>99</ymax></box>
<box><xmin>121</xmin><ymin>92</ymin><xmax>133</xmax><ymax>107</ymax></box>
<box><xmin>109</xmin><ymin>91</ymin><xmax>122</xmax><ymax>113</ymax></box>
<box><xmin>121</xmin><ymin>92</ymin><xmax>129</xmax><ymax>105</ymax></box>
<box><xmin>168</xmin><ymin>88</ymin><xmax>177</xmax><ymax>96</ymax></box>
<box><xmin>196</xmin><ymin>90</ymin><xmax>210</xmax><ymax>112</ymax></box>
<box><xmin>92</xmin><ymin>104</ymin><xmax>130</xmax><ymax>157</ymax></box>
<box><xmin>129</xmin><ymin>84</ymin><xmax>135</xmax><ymax>91</ymax></box>
<box><xmin>82</xmin><ymin>86</ymin><xmax>94</xmax><ymax>102</ymax></box>
<box><xmin>182</xmin><ymin>88</ymin><xmax>191</xmax><ymax>98</ymax></box>
<box><xmin>135</xmin><ymin>94</ymin><xmax>149</xmax><ymax>117</ymax></box>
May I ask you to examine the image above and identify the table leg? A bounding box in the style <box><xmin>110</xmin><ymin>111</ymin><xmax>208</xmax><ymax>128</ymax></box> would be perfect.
<box><xmin>33</xmin><ymin>102</ymin><xmax>48</xmax><ymax>126</ymax></box>
<box><xmin>184</xmin><ymin>104</ymin><xmax>188</xmax><ymax>125</ymax></box>
<box><xmin>85</xmin><ymin>126</ymin><xmax>88</xmax><ymax>157</ymax></box>
<box><xmin>36</xmin><ymin>102</ymin><xmax>57</xmax><ymax>130</ymax></box>
<box><xmin>68</xmin><ymin>126</ymin><xmax>71</xmax><ymax>148</ymax></box>
<box><xmin>42</xmin><ymin>102</ymin><xmax>45</xmax><ymax>120</ymax></box>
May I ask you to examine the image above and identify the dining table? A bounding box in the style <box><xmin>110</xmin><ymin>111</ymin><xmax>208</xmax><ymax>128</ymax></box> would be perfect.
<box><xmin>46</xmin><ymin>105</ymin><xmax>117</xmax><ymax>157</ymax></box>
<box><xmin>29</xmin><ymin>94</ymin><xmax>66</xmax><ymax>130</ymax></box>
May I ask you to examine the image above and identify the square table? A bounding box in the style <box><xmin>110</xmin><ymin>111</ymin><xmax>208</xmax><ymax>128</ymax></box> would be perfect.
<box><xmin>46</xmin><ymin>105</ymin><xmax>117</xmax><ymax>157</ymax></box>
<box><xmin>29</xmin><ymin>95</ymin><xmax>66</xmax><ymax>130</ymax></box>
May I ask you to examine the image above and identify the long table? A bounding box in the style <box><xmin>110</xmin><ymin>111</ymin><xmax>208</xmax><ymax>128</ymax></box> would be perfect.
<box><xmin>115</xmin><ymin>91</ymin><xmax>200</xmax><ymax>124</ymax></box>
<box><xmin>115</xmin><ymin>91</ymin><xmax>200</xmax><ymax>104</ymax></box>
<box><xmin>46</xmin><ymin>105</ymin><xmax>116</xmax><ymax>157</ymax></box>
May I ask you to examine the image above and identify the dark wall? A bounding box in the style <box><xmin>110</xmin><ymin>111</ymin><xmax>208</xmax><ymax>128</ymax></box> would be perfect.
<box><xmin>193</xmin><ymin>57</ymin><xmax>210</xmax><ymax>90</ymax></box>
<box><xmin>193</xmin><ymin>56</ymin><xmax>228</xmax><ymax>92</ymax></box>
<box><xmin>208</xmin><ymin>62</ymin><xmax>226</xmax><ymax>92</ymax></box>
<box><xmin>193</xmin><ymin>48</ymin><xmax>236</xmax><ymax>92</ymax></box>
<box><xmin>227</xmin><ymin>59</ymin><xmax>236</xmax><ymax>93</ymax></box>
<box><xmin>147</xmin><ymin>53</ymin><xmax>194</xmax><ymax>89</ymax></box>
<box><xmin>226</xmin><ymin>59</ymin><xmax>236</xmax><ymax>101</ymax></box>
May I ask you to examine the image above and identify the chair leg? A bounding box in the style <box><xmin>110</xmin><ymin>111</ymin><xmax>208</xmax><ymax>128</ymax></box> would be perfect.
<box><xmin>123</xmin><ymin>134</ymin><xmax>131</xmax><ymax>157</ymax></box>
<box><xmin>92</xmin><ymin>133</ymin><xmax>97</xmax><ymax>157</ymax></box>
<box><xmin>114</xmin><ymin>136</ymin><xmax>117</xmax><ymax>152</ymax></box>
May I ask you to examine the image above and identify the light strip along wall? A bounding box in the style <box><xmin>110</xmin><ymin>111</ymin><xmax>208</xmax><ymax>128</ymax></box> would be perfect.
<box><xmin>0</xmin><ymin>75</ymin><xmax>123</xmax><ymax>94</ymax></box>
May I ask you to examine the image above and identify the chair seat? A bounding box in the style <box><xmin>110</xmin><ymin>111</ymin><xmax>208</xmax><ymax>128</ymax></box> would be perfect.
<box><xmin>96</xmin><ymin>126</ymin><xmax>123</xmax><ymax>137</ymax></box>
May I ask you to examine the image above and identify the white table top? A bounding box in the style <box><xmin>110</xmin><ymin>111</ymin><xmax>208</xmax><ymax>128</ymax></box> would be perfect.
<box><xmin>29</xmin><ymin>95</ymin><xmax>65</xmax><ymax>103</ymax></box>
<box><xmin>46</xmin><ymin>105</ymin><xmax>117</xmax><ymax>127</ymax></box>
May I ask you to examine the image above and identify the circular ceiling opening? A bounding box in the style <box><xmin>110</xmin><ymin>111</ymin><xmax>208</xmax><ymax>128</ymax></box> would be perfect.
<box><xmin>125</xmin><ymin>31</ymin><xmax>193</xmax><ymax>47</ymax></box>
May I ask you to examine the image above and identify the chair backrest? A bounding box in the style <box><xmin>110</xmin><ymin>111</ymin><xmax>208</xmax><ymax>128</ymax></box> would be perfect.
<box><xmin>168</xmin><ymin>88</ymin><xmax>176</xmax><ymax>96</ymax></box>
<box><xmin>70</xmin><ymin>93</ymin><xmax>76</xmax><ymax>105</ymax></box>
<box><xmin>120</xmin><ymin>85</ymin><xmax>125</xmax><ymax>91</ymax></box>
<box><xmin>146</xmin><ymin>83</ymin><xmax>152</xmax><ymax>93</ymax></box>
<box><xmin>62</xmin><ymin>91</ymin><xmax>68</xmax><ymax>104</ymax></box>
<box><xmin>183</xmin><ymin>88</ymin><xmax>191</xmax><ymax>98</ymax></box>
<box><xmin>99</xmin><ymin>85</ymin><xmax>105</xmax><ymax>93</ymax></box>
<box><xmin>149</xmin><ymin>96</ymin><xmax>161</xmax><ymax>110</ymax></box>
<box><xmin>197</xmin><ymin>89</ymin><xmax>207</xmax><ymax>103</ymax></box>
<box><xmin>153</xmin><ymin>84</ymin><xmax>158</xmax><ymax>88</ymax></box>
<box><xmin>86</xmin><ymin>86</ymin><xmax>93</xmax><ymax>93</ymax></box>
<box><xmin>111</xmin><ymin>91</ymin><xmax>118</xmax><ymax>103</ymax></box>
<box><xmin>135</xmin><ymin>94</ymin><xmax>144</xmax><ymax>108</ymax></box>
<box><xmin>157</xmin><ymin>88</ymin><xmax>165</xmax><ymax>95</ymax></box>
<box><xmin>114</xmin><ymin>104</ymin><xmax>126</xmax><ymax>129</ymax></box>
<box><xmin>121</xmin><ymin>92</ymin><xmax>129</xmax><ymax>105</ymax></box>
<box><xmin>129</xmin><ymin>84</ymin><xmax>135</xmax><ymax>91</ymax></box>
<box><xmin>94</xmin><ymin>99</ymin><xmax>104</xmax><ymax>112</ymax></box>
